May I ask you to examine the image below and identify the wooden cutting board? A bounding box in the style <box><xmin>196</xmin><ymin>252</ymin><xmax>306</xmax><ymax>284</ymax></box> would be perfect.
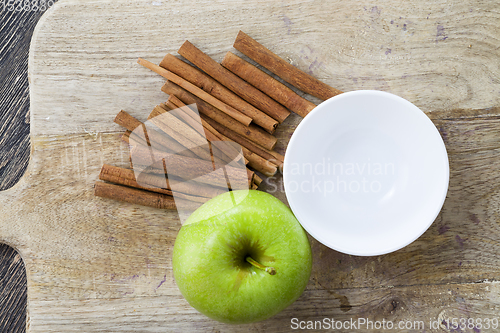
<box><xmin>2</xmin><ymin>0</ymin><xmax>500</xmax><ymax>331</ymax></box>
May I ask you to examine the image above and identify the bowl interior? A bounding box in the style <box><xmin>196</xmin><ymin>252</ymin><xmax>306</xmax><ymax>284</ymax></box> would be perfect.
<box><xmin>284</xmin><ymin>90</ymin><xmax>449</xmax><ymax>256</ymax></box>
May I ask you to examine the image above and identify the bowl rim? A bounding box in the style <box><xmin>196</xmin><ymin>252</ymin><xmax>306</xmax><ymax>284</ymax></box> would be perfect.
<box><xmin>283</xmin><ymin>90</ymin><xmax>450</xmax><ymax>256</ymax></box>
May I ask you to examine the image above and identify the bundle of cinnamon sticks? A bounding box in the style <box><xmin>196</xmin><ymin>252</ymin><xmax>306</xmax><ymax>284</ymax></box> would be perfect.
<box><xmin>94</xmin><ymin>31</ymin><xmax>342</xmax><ymax>210</ymax></box>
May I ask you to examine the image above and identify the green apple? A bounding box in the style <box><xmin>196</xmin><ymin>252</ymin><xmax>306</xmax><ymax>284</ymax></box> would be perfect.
<box><xmin>172</xmin><ymin>190</ymin><xmax>312</xmax><ymax>324</ymax></box>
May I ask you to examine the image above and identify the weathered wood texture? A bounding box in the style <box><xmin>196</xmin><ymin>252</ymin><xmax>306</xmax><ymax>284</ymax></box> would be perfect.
<box><xmin>1</xmin><ymin>0</ymin><xmax>500</xmax><ymax>331</ymax></box>
<box><xmin>0</xmin><ymin>245</ymin><xmax>27</xmax><ymax>333</ymax></box>
<box><xmin>1</xmin><ymin>5</ymin><xmax>57</xmax><ymax>332</ymax></box>
<box><xmin>0</xmin><ymin>9</ymin><xmax>33</xmax><ymax>191</ymax></box>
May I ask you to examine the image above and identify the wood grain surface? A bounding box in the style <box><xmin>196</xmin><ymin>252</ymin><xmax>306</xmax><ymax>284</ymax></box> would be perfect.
<box><xmin>1</xmin><ymin>4</ymin><xmax>56</xmax><ymax>332</ymax></box>
<box><xmin>1</xmin><ymin>0</ymin><xmax>500</xmax><ymax>331</ymax></box>
<box><xmin>0</xmin><ymin>245</ymin><xmax>27</xmax><ymax>333</ymax></box>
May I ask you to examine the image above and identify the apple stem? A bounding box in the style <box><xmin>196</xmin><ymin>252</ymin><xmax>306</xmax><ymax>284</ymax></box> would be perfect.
<box><xmin>245</xmin><ymin>256</ymin><xmax>276</xmax><ymax>275</ymax></box>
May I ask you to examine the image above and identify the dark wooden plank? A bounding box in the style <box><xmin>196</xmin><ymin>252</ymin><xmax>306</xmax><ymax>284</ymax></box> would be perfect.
<box><xmin>1</xmin><ymin>9</ymin><xmax>33</xmax><ymax>190</ymax></box>
<box><xmin>0</xmin><ymin>244</ymin><xmax>27</xmax><ymax>333</ymax></box>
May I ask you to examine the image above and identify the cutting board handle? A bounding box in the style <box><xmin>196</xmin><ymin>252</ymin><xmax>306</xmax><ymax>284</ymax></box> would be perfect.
<box><xmin>0</xmin><ymin>165</ymin><xmax>33</xmax><ymax>254</ymax></box>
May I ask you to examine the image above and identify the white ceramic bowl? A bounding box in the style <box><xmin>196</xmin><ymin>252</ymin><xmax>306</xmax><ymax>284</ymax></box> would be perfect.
<box><xmin>284</xmin><ymin>90</ymin><xmax>449</xmax><ymax>256</ymax></box>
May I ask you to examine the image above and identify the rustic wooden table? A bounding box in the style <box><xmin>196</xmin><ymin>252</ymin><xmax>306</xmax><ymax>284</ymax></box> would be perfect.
<box><xmin>2</xmin><ymin>1</ymin><xmax>500</xmax><ymax>332</ymax></box>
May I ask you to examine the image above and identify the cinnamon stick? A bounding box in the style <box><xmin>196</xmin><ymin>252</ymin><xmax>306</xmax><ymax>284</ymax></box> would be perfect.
<box><xmin>195</xmin><ymin>118</ymin><xmax>277</xmax><ymax>176</ymax></box>
<box><xmin>152</xmin><ymin>98</ymin><xmax>247</xmax><ymax>166</ymax></box>
<box><xmin>115</xmin><ymin>110</ymin><xmax>199</xmax><ymax>159</ymax></box>
<box><xmin>122</xmin><ymin>130</ymin><xmax>143</xmax><ymax>145</ymax></box>
<box><xmin>99</xmin><ymin>164</ymin><xmax>221</xmax><ymax>200</ymax></box>
<box><xmin>161</xmin><ymin>81</ymin><xmax>277</xmax><ymax>150</ymax></box>
<box><xmin>177</xmin><ymin>41</ymin><xmax>291</xmax><ymax>123</ymax></box>
<box><xmin>148</xmin><ymin>105</ymin><xmax>211</xmax><ymax>158</ymax></box>
<box><xmin>167</xmin><ymin>96</ymin><xmax>248</xmax><ymax>166</ymax></box>
<box><xmin>114</xmin><ymin>110</ymin><xmax>143</xmax><ymax>131</ymax></box>
<box><xmin>130</xmin><ymin>144</ymin><xmax>251</xmax><ymax>190</ymax></box>
<box><xmin>145</xmin><ymin>108</ymin><xmax>211</xmax><ymax>161</ymax></box>
<box><xmin>198</xmin><ymin>116</ymin><xmax>277</xmax><ymax>176</ymax></box>
<box><xmin>137</xmin><ymin>57</ymin><xmax>252</xmax><ymax>126</ymax></box>
<box><xmin>166</xmin><ymin>97</ymin><xmax>215</xmax><ymax>140</ymax></box>
<box><xmin>254</xmin><ymin>174</ymin><xmax>263</xmax><ymax>186</ymax></box>
<box><xmin>201</xmin><ymin>114</ymin><xmax>284</xmax><ymax>168</ymax></box>
<box><xmin>169</xmin><ymin>96</ymin><xmax>225</xmax><ymax>142</ymax></box>
<box><xmin>94</xmin><ymin>181</ymin><xmax>200</xmax><ymax>210</ymax></box>
<box><xmin>159</xmin><ymin>102</ymin><xmax>170</xmax><ymax>111</ymax></box>
<box><xmin>233</xmin><ymin>31</ymin><xmax>343</xmax><ymax>101</ymax></box>
<box><xmin>263</xmin><ymin>146</ymin><xmax>285</xmax><ymax>164</ymax></box>
<box><xmin>149</xmin><ymin>104</ymin><xmax>204</xmax><ymax>148</ymax></box>
<box><xmin>168</xmin><ymin>95</ymin><xmax>185</xmax><ymax>108</ymax></box>
<box><xmin>196</xmin><ymin>112</ymin><xmax>254</xmax><ymax>168</ymax></box>
<box><xmin>163</xmin><ymin>100</ymin><xmax>178</xmax><ymax>112</ymax></box>
<box><xmin>201</xmin><ymin>118</ymin><xmax>284</xmax><ymax>169</ymax></box>
<box><xmin>159</xmin><ymin>54</ymin><xmax>278</xmax><ymax>133</ymax></box>
<box><xmin>222</xmin><ymin>51</ymin><xmax>316</xmax><ymax>118</ymax></box>
<box><xmin>240</xmin><ymin>145</ymin><xmax>277</xmax><ymax>177</ymax></box>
